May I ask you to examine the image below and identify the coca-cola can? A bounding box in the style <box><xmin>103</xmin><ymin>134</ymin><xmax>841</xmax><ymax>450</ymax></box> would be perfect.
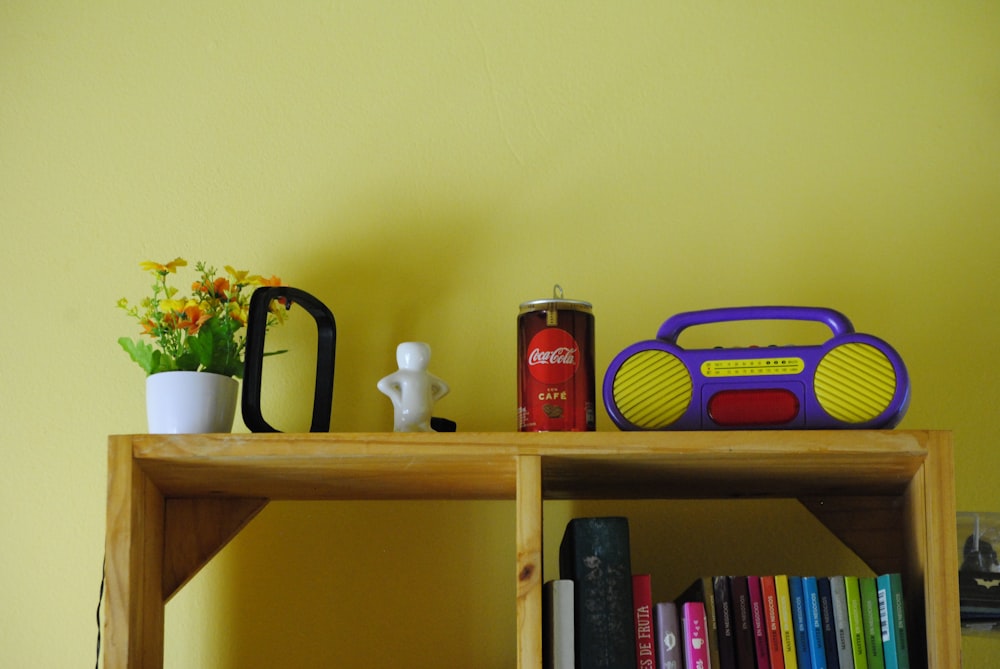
<box><xmin>518</xmin><ymin>286</ymin><xmax>595</xmax><ymax>431</ymax></box>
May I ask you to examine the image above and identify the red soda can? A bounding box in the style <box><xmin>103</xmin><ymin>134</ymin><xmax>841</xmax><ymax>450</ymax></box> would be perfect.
<box><xmin>518</xmin><ymin>286</ymin><xmax>595</xmax><ymax>431</ymax></box>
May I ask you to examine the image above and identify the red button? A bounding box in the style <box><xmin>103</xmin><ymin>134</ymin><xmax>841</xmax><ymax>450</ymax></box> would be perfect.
<box><xmin>708</xmin><ymin>389</ymin><xmax>800</xmax><ymax>426</ymax></box>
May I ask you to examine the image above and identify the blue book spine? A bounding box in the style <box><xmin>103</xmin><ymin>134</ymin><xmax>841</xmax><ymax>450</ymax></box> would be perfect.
<box><xmin>803</xmin><ymin>576</ymin><xmax>828</xmax><ymax>669</ymax></box>
<box><xmin>790</xmin><ymin>576</ymin><xmax>812</xmax><ymax>668</ymax></box>
<box><xmin>876</xmin><ymin>573</ymin><xmax>910</xmax><ymax>669</ymax></box>
<box><xmin>817</xmin><ymin>577</ymin><xmax>840</xmax><ymax>669</ymax></box>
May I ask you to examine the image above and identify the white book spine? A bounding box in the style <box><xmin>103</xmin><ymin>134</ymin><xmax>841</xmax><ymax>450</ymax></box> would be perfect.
<box><xmin>829</xmin><ymin>576</ymin><xmax>854</xmax><ymax>669</ymax></box>
<box><xmin>544</xmin><ymin>579</ymin><xmax>575</xmax><ymax>669</ymax></box>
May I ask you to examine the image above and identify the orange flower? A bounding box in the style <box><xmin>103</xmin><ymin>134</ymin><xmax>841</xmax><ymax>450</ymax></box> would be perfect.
<box><xmin>250</xmin><ymin>275</ymin><xmax>288</xmax><ymax>316</ymax></box>
<box><xmin>192</xmin><ymin>277</ymin><xmax>231</xmax><ymax>299</ymax></box>
<box><xmin>257</xmin><ymin>274</ymin><xmax>282</xmax><ymax>287</ymax></box>
<box><xmin>176</xmin><ymin>304</ymin><xmax>211</xmax><ymax>335</ymax></box>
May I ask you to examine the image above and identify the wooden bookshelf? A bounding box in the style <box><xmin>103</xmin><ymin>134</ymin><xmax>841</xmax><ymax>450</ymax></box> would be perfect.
<box><xmin>103</xmin><ymin>430</ymin><xmax>959</xmax><ymax>668</ymax></box>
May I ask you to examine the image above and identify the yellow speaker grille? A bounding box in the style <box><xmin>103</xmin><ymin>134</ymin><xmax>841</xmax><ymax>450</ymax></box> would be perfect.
<box><xmin>815</xmin><ymin>343</ymin><xmax>896</xmax><ymax>423</ymax></box>
<box><xmin>612</xmin><ymin>350</ymin><xmax>692</xmax><ymax>429</ymax></box>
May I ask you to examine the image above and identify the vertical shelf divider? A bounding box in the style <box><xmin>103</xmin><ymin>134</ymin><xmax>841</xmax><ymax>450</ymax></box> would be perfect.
<box><xmin>516</xmin><ymin>453</ymin><xmax>543</xmax><ymax>669</ymax></box>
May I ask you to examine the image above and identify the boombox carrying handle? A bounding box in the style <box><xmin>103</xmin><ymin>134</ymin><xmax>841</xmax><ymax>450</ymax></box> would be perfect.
<box><xmin>656</xmin><ymin>306</ymin><xmax>855</xmax><ymax>344</ymax></box>
<box><xmin>242</xmin><ymin>286</ymin><xmax>336</xmax><ymax>433</ymax></box>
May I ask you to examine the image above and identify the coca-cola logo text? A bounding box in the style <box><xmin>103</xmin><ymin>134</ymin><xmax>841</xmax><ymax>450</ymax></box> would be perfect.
<box><xmin>528</xmin><ymin>346</ymin><xmax>577</xmax><ymax>366</ymax></box>
<box><xmin>526</xmin><ymin>328</ymin><xmax>580</xmax><ymax>384</ymax></box>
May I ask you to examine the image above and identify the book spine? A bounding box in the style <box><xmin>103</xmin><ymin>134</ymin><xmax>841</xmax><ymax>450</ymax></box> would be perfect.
<box><xmin>544</xmin><ymin>579</ymin><xmax>575</xmax><ymax>669</ymax></box>
<box><xmin>802</xmin><ymin>576</ymin><xmax>828</xmax><ymax>669</ymax></box>
<box><xmin>748</xmin><ymin>575</ymin><xmax>772</xmax><ymax>669</ymax></box>
<box><xmin>653</xmin><ymin>602</ymin><xmax>681</xmax><ymax>669</ymax></box>
<box><xmin>676</xmin><ymin>577</ymin><xmax>721</xmax><ymax>669</ymax></box>
<box><xmin>729</xmin><ymin>576</ymin><xmax>758</xmax><ymax>669</ymax></box>
<box><xmin>829</xmin><ymin>576</ymin><xmax>855</xmax><ymax>669</ymax></box>
<box><xmin>876</xmin><ymin>573</ymin><xmax>898</xmax><ymax>669</ymax></box>
<box><xmin>876</xmin><ymin>573</ymin><xmax>910</xmax><ymax>669</ymax></box>
<box><xmin>845</xmin><ymin>576</ymin><xmax>869</xmax><ymax>669</ymax></box>
<box><xmin>559</xmin><ymin>516</ymin><xmax>637</xmax><ymax>669</ymax></box>
<box><xmin>788</xmin><ymin>576</ymin><xmax>812</xmax><ymax>668</ymax></box>
<box><xmin>713</xmin><ymin>575</ymin><xmax>738</xmax><ymax>669</ymax></box>
<box><xmin>889</xmin><ymin>573</ymin><xmax>910</xmax><ymax>669</ymax></box>
<box><xmin>816</xmin><ymin>577</ymin><xmax>840</xmax><ymax>669</ymax></box>
<box><xmin>633</xmin><ymin>575</ymin><xmax>656</xmax><ymax>669</ymax></box>
<box><xmin>859</xmin><ymin>577</ymin><xmax>885</xmax><ymax>669</ymax></box>
<box><xmin>761</xmin><ymin>576</ymin><xmax>786</xmax><ymax>669</ymax></box>
<box><xmin>703</xmin><ymin>577</ymin><xmax>722</xmax><ymax>669</ymax></box>
<box><xmin>682</xmin><ymin>601</ymin><xmax>711</xmax><ymax>669</ymax></box>
<box><xmin>775</xmin><ymin>575</ymin><xmax>799</xmax><ymax>669</ymax></box>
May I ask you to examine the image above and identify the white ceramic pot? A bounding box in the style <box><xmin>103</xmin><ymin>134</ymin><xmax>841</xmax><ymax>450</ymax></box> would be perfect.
<box><xmin>146</xmin><ymin>371</ymin><xmax>239</xmax><ymax>434</ymax></box>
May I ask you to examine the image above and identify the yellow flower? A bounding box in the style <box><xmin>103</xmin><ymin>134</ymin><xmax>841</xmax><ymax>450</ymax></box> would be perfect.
<box><xmin>225</xmin><ymin>266</ymin><xmax>250</xmax><ymax>284</ymax></box>
<box><xmin>159</xmin><ymin>299</ymin><xmax>184</xmax><ymax>314</ymax></box>
<box><xmin>228</xmin><ymin>301</ymin><xmax>249</xmax><ymax>326</ymax></box>
<box><xmin>140</xmin><ymin>258</ymin><xmax>187</xmax><ymax>274</ymax></box>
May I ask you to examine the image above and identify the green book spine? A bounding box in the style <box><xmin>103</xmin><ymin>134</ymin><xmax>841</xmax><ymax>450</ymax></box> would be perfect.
<box><xmin>859</xmin><ymin>577</ymin><xmax>885</xmax><ymax>669</ymax></box>
<box><xmin>845</xmin><ymin>576</ymin><xmax>869</xmax><ymax>669</ymax></box>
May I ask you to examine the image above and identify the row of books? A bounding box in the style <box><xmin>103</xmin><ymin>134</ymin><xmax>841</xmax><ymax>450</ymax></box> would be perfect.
<box><xmin>546</xmin><ymin>516</ymin><xmax>910</xmax><ymax>669</ymax></box>
<box><xmin>664</xmin><ymin>573</ymin><xmax>910</xmax><ymax>669</ymax></box>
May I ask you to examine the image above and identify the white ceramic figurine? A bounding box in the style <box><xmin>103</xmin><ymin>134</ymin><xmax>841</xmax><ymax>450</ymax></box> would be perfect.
<box><xmin>377</xmin><ymin>342</ymin><xmax>450</xmax><ymax>432</ymax></box>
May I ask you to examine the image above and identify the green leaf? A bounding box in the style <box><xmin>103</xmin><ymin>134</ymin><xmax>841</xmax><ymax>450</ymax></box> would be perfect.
<box><xmin>187</xmin><ymin>328</ymin><xmax>216</xmax><ymax>370</ymax></box>
<box><xmin>174</xmin><ymin>350</ymin><xmax>200</xmax><ymax>372</ymax></box>
<box><xmin>118</xmin><ymin>337</ymin><xmax>155</xmax><ymax>375</ymax></box>
<box><xmin>118</xmin><ymin>338</ymin><xmax>178</xmax><ymax>375</ymax></box>
<box><xmin>177</xmin><ymin>319</ymin><xmax>241</xmax><ymax>378</ymax></box>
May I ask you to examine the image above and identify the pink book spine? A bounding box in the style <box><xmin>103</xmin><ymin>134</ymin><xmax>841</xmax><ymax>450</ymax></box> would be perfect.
<box><xmin>682</xmin><ymin>601</ymin><xmax>711</xmax><ymax>669</ymax></box>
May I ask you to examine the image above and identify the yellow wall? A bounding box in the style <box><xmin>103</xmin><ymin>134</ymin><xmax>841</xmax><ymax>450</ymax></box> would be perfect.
<box><xmin>2</xmin><ymin>2</ymin><xmax>998</xmax><ymax>666</ymax></box>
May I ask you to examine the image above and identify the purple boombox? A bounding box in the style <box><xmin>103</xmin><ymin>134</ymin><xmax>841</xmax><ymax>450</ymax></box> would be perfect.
<box><xmin>603</xmin><ymin>306</ymin><xmax>910</xmax><ymax>431</ymax></box>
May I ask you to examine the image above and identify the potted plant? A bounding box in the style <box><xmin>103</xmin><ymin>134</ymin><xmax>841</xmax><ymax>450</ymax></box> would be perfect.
<box><xmin>118</xmin><ymin>257</ymin><xmax>286</xmax><ymax>433</ymax></box>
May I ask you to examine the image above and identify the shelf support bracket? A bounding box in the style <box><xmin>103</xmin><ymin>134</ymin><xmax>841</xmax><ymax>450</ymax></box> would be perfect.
<box><xmin>798</xmin><ymin>495</ymin><xmax>906</xmax><ymax>576</ymax></box>
<box><xmin>162</xmin><ymin>497</ymin><xmax>269</xmax><ymax>601</ymax></box>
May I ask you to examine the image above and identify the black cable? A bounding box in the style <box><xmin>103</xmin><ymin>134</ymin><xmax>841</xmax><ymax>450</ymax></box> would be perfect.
<box><xmin>96</xmin><ymin>554</ymin><xmax>105</xmax><ymax>669</ymax></box>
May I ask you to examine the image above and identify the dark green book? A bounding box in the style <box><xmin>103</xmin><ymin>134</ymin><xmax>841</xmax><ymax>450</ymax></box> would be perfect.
<box><xmin>559</xmin><ymin>516</ymin><xmax>636</xmax><ymax>669</ymax></box>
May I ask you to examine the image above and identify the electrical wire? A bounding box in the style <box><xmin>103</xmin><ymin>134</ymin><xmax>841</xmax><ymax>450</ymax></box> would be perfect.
<box><xmin>96</xmin><ymin>555</ymin><xmax>104</xmax><ymax>668</ymax></box>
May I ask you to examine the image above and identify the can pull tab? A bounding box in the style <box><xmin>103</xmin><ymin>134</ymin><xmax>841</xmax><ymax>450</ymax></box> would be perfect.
<box><xmin>547</xmin><ymin>284</ymin><xmax>564</xmax><ymax>326</ymax></box>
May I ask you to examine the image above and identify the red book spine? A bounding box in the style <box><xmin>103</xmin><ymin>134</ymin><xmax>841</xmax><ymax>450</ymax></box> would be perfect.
<box><xmin>633</xmin><ymin>575</ymin><xmax>656</xmax><ymax>669</ymax></box>
<box><xmin>761</xmin><ymin>576</ymin><xmax>786</xmax><ymax>669</ymax></box>
<box><xmin>748</xmin><ymin>576</ymin><xmax>772</xmax><ymax>669</ymax></box>
<box><xmin>682</xmin><ymin>601</ymin><xmax>711</xmax><ymax>669</ymax></box>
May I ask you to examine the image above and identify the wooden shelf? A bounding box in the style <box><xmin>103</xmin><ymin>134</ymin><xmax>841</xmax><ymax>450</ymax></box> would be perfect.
<box><xmin>103</xmin><ymin>430</ymin><xmax>959</xmax><ymax>668</ymax></box>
